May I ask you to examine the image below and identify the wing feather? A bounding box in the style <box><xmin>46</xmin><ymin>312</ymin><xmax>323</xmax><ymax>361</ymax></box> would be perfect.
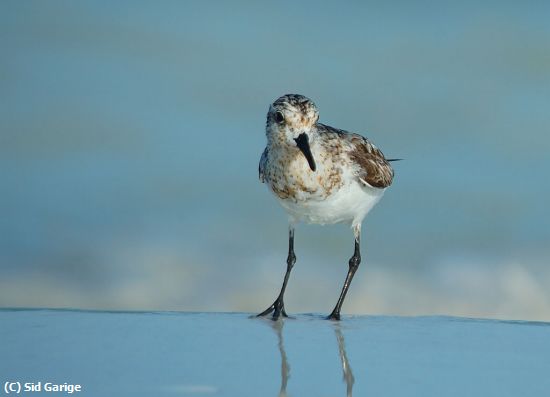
<box><xmin>348</xmin><ymin>134</ymin><xmax>394</xmax><ymax>188</ymax></box>
<box><xmin>259</xmin><ymin>147</ymin><xmax>268</xmax><ymax>183</ymax></box>
<box><xmin>317</xmin><ymin>123</ymin><xmax>394</xmax><ymax>189</ymax></box>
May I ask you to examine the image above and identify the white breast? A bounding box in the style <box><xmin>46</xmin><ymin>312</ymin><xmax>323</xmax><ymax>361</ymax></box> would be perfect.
<box><xmin>276</xmin><ymin>179</ymin><xmax>385</xmax><ymax>228</ymax></box>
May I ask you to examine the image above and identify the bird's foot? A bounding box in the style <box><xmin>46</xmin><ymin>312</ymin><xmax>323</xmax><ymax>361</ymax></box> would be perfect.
<box><xmin>257</xmin><ymin>298</ymin><xmax>288</xmax><ymax>321</ymax></box>
<box><xmin>327</xmin><ymin>310</ymin><xmax>341</xmax><ymax>321</ymax></box>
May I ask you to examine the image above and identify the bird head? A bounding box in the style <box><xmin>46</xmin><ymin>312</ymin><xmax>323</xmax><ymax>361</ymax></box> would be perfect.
<box><xmin>265</xmin><ymin>94</ymin><xmax>319</xmax><ymax>171</ymax></box>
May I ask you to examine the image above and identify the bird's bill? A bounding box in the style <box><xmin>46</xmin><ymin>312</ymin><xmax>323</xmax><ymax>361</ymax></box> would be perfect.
<box><xmin>294</xmin><ymin>133</ymin><xmax>316</xmax><ymax>172</ymax></box>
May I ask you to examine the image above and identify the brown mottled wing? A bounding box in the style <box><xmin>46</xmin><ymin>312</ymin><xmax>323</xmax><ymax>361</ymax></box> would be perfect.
<box><xmin>259</xmin><ymin>147</ymin><xmax>268</xmax><ymax>183</ymax></box>
<box><xmin>348</xmin><ymin>134</ymin><xmax>394</xmax><ymax>188</ymax></box>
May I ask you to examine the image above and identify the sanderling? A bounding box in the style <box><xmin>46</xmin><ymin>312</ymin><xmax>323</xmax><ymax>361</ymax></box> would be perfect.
<box><xmin>257</xmin><ymin>94</ymin><xmax>397</xmax><ymax>321</ymax></box>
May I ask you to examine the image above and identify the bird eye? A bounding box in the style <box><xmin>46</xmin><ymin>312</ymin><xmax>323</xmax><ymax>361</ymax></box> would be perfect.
<box><xmin>275</xmin><ymin>111</ymin><xmax>284</xmax><ymax>123</ymax></box>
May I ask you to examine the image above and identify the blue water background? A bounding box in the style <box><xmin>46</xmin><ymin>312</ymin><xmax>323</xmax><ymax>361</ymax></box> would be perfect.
<box><xmin>1</xmin><ymin>1</ymin><xmax>549</xmax><ymax>319</ymax></box>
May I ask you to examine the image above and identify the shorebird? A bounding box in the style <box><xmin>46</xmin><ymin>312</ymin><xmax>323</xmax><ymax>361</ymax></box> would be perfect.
<box><xmin>257</xmin><ymin>94</ymin><xmax>397</xmax><ymax>321</ymax></box>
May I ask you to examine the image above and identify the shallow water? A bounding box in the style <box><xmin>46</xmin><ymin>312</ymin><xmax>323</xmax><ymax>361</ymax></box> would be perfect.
<box><xmin>1</xmin><ymin>310</ymin><xmax>549</xmax><ymax>396</ymax></box>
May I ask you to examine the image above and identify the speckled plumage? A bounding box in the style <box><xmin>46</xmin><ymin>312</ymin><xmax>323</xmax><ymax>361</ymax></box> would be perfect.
<box><xmin>259</xmin><ymin>94</ymin><xmax>394</xmax><ymax>228</ymax></box>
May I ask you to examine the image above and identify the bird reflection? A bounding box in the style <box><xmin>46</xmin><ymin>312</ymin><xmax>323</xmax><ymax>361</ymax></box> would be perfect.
<box><xmin>333</xmin><ymin>323</ymin><xmax>355</xmax><ymax>397</ymax></box>
<box><xmin>265</xmin><ymin>318</ymin><xmax>355</xmax><ymax>397</ymax></box>
<box><xmin>269</xmin><ymin>320</ymin><xmax>290</xmax><ymax>397</ymax></box>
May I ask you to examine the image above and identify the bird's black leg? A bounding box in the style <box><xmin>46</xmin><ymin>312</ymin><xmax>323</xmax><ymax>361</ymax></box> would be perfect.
<box><xmin>328</xmin><ymin>229</ymin><xmax>361</xmax><ymax>321</ymax></box>
<box><xmin>258</xmin><ymin>227</ymin><xmax>296</xmax><ymax>320</ymax></box>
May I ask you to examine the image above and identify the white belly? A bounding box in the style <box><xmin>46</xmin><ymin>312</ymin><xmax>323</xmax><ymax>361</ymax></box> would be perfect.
<box><xmin>275</xmin><ymin>180</ymin><xmax>385</xmax><ymax>227</ymax></box>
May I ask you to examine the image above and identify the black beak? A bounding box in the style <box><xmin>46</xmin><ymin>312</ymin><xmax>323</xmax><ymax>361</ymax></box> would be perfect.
<box><xmin>294</xmin><ymin>133</ymin><xmax>316</xmax><ymax>172</ymax></box>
